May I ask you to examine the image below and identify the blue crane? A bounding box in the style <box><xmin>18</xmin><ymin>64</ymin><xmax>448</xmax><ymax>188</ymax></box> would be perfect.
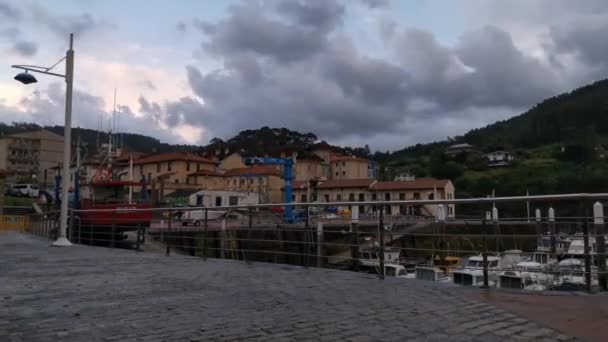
<box><xmin>244</xmin><ymin>157</ymin><xmax>295</xmax><ymax>223</ymax></box>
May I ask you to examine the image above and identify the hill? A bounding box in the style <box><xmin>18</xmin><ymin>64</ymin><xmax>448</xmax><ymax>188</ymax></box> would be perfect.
<box><xmin>377</xmin><ymin>78</ymin><xmax>608</xmax><ymax>210</ymax></box>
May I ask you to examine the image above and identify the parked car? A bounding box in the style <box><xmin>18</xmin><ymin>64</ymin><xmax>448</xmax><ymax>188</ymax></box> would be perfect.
<box><xmin>8</xmin><ymin>184</ymin><xmax>39</xmax><ymax>198</ymax></box>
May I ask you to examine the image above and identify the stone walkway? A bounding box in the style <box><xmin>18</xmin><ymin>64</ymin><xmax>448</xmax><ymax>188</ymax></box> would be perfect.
<box><xmin>1</xmin><ymin>232</ymin><xmax>575</xmax><ymax>341</ymax></box>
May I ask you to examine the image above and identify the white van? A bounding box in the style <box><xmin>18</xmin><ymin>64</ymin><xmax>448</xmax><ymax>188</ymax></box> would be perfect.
<box><xmin>9</xmin><ymin>184</ymin><xmax>39</xmax><ymax>198</ymax></box>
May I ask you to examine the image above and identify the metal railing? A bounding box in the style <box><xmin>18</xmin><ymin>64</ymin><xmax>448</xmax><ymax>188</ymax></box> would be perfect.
<box><xmin>23</xmin><ymin>192</ymin><xmax>608</xmax><ymax>293</ymax></box>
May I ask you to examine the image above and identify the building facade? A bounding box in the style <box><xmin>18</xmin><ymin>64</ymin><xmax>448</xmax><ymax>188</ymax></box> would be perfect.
<box><xmin>223</xmin><ymin>165</ymin><xmax>284</xmax><ymax>203</ymax></box>
<box><xmin>0</xmin><ymin>129</ymin><xmax>64</xmax><ymax>186</ymax></box>
<box><xmin>330</xmin><ymin>156</ymin><xmax>371</xmax><ymax>180</ymax></box>
<box><xmin>292</xmin><ymin>177</ymin><xmax>455</xmax><ymax>218</ymax></box>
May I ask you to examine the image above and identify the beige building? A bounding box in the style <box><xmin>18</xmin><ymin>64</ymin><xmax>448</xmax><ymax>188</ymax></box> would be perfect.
<box><xmin>186</xmin><ymin>169</ymin><xmax>228</xmax><ymax>190</ymax></box>
<box><xmin>370</xmin><ymin>178</ymin><xmax>455</xmax><ymax>217</ymax></box>
<box><xmin>330</xmin><ymin>156</ymin><xmax>371</xmax><ymax>180</ymax></box>
<box><xmin>294</xmin><ymin>154</ymin><xmax>325</xmax><ymax>181</ymax></box>
<box><xmin>0</xmin><ymin>129</ymin><xmax>64</xmax><ymax>186</ymax></box>
<box><xmin>223</xmin><ymin>165</ymin><xmax>284</xmax><ymax>203</ymax></box>
<box><xmin>293</xmin><ymin>177</ymin><xmax>455</xmax><ymax>218</ymax></box>
<box><xmin>133</xmin><ymin>153</ymin><xmax>218</xmax><ymax>197</ymax></box>
<box><xmin>219</xmin><ymin>152</ymin><xmax>246</xmax><ymax>170</ymax></box>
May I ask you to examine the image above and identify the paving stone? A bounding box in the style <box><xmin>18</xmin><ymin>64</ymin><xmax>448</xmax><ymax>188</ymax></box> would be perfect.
<box><xmin>0</xmin><ymin>232</ymin><xmax>573</xmax><ymax>342</ymax></box>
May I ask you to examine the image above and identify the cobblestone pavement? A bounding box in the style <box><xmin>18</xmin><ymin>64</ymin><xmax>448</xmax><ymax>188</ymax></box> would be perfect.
<box><xmin>1</xmin><ymin>233</ymin><xmax>576</xmax><ymax>342</ymax></box>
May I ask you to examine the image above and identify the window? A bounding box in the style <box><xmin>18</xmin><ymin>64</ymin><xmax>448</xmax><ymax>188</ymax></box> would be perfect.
<box><xmin>167</xmin><ymin>162</ymin><xmax>172</xmax><ymax>171</ymax></box>
<box><xmin>349</xmin><ymin>193</ymin><xmax>355</xmax><ymax>201</ymax></box>
<box><xmin>342</xmin><ymin>161</ymin><xmax>345</xmax><ymax>166</ymax></box>
<box><xmin>197</xmin><ymin>163</ymin><xmax>201</xmax><ymax>171</ymax></box>
<box><xmin>147</xmin><ymin>172</ymin><xmax>151</xmax><ymax>180</ymax></box>
<box><xmin>229</xmin><ymin>196</ymin><xmax>238</xmax><ymax>206</ymax></box>
<box><xmin>385</xmin><ymin>193</ymin><xmax>391</xmax><ymax>200</ymax></box>
<box><xmin>342</xmin><ymin>171</ymin><xmax>346</xmax><ymax>176</ymax></box>
<box><xmin>335</xmin><ymin>162</ymin><xmax>339</xmax><ymax>167</ymax></box>
<box><xmin>174</xmin><ymin>179</ymin><xmax>179</xmax><ymax>184</ymax></box>
<box><xmin>249</xmin><ymin>178</ymin><xmax>253</xmax><ymax>184</ymax></box>
<box><xmin>399</xmin><ymin>193</ymin><xmax>405</xmax><ymax>200</ymax></box>
<box><xmin>292</xmin><ymin>195</ymin><xmax>296</xmax><ymax>201</ymax></box>
<box><xmin>358</xmin><ymin>193</ymin><xmax>364</xmax><ymax>201</ymax></box>
<box><xmin>335</xmin><ymin>172</ymin><xmax>339</xmax><ymax>176</ymax></box>
<box><xmin>312</xmin><ymin>194</ymin><xmax>318</xmax><ymax>202</ymax></box>
<box><xmin>240</xmin><ymin>179</ymin><xmax>245</xmax><ymax>185</ymax></box>
<box><xmin>336</xmin><ymin>194</ymin><xmax>342</xmax><ymax>201</ymax></box>
<box><xmin>324</xmin><ymin>194</ymin><xmax>330</xmax><ymax>202</ymax></box>
<box><xmin>186</xmin><ymin>177</ymin><xmax>190</xmax><ymax>185</ymax></box>
<box><xmin>413</xmin><ymin>192</ymin><xmax>420</xmax><ymax>200</ymax></box>
<box><xmin>156</xmin><ymin>163</ymin><xmax>160</xmax><ymax>173</ymax></box>
<box><xmin>301</xmin><ymin>194</ymin><xmax>308</xmax><ymax>202</ymax></box>
<box><xmin>429</xmin><ymin>193</ymin><xmax>434</xmax><ymax>200</ymax></box>
<box><xmin>196</xmin><ymin>195</ymin><xmax>203</xmax><ymax>206</ymax></box>
<box><xmin>187</xmin><ymin>161</ymin><xmax>190</xmax><ymax>171</ymax></box>
<box><xmin>139</xmin><ymin>165</ymin><xmax>143</xmax><ymax>174</ymax></box>
<box><xmin>215</xmin><ymin>196</ymin><xmax>222</xmax><ymax>206</ymax></box>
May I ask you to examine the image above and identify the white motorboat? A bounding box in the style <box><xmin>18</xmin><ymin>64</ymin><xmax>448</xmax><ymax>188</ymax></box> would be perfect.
<box><xmin>452</xmin><ymin>250</ymin><xmax>523</xmax><ymax>287</ymax></box>
<box><xmin>497</xmin><ymin>261</ymin><xmax>554</xmax><ymax>291</ymax></box>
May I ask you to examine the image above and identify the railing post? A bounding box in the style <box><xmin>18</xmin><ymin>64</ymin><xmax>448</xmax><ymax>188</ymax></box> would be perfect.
<box><xmin>351</xmin><ymin>206</ymin><xmax>360</xmax><ymax>272</ymax></box>
<box><xmin>77</xmin><ymin>217</ymin><xmax>82</xmax><ymax>244</ymax></box>
<box><xmin>378</xmin><ymin>206</ymin><xmax>385</xmax><ymax>280</ymax></box>
<box><xmin>89</xmin><ymin>216</ymin><xmax>94</xmax><ymax>245</ymax></box>
<box><xmin>68</xmin><ymin>209</ymin><xmax>75</xmax><ymax>242</ymax></box>
<box><xmin>166</xmin><ymin>212</ymin><xmax>171</xmax><ymax>256</ymax></box>
<box><xmin>220</xmin><ymin>218</ymin><xmax>226</xmax><ymax>259</ymax></box>
<box><xmin>594</xmin><ymin>202</ymin><xmax>607</xmax><ymax>291</ymax></box>
<box><xmin>135</xmin><ymin>223</ymin><xmax>141</xmax><ymax>251</ymax></box>
<box><xmin>111</xmin><ymin>213</ymin><xmax>116</xmax><ymax>248</ymax></box>
<box><xmin>583</xmin><ymin>203</ymin><xmax>592</xmax><ymax>292</ymax></box>
<box><xmin>548</xmin><ymin>207</ymin><xmax>556</xmax><ymax>255</ymax></box>
<box><xmin>482</xmin><ymin>215</ymin><xmax>489</xmax><ymax>288</ymax></box>
<box><xmin>316</xmin><ymin>221</ymin><xmax>323</xmax><ymax>268</ymax></box>
<box><xmin>202</xmin><ymin>209</ymin><xmax>208</xmax><ymax>260</ymax></box>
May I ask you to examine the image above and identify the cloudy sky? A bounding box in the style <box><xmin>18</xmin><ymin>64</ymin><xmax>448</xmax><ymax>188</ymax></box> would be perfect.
<box><xmin>0</xmin><ymin>0</ymin><xmax>607</xmax><ymax>151</ymax></box>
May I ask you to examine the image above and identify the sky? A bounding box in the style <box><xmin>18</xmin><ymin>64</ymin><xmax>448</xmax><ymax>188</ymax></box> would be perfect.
<box><xmin>1</xmin><ymin>0</ymin><xmax>607</xmax><ymax>152</ymax></box>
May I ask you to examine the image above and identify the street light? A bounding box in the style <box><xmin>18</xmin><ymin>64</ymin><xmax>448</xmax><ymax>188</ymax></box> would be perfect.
<box><xmin>12</xmin><ymin>33</ymin><xmax>75</xmax><ymax>247</ymax></box>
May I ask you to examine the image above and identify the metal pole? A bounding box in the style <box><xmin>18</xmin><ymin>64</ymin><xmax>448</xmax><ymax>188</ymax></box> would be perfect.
<box><xmin>220</xmin><ymin>218</ymin><xmax>226</xmax><ymax>259</ymax></box>
<box><xmin>482</xmin><ymin>216</ymin><xmax>489</xmax><ymax>288</ymax></box>
<box><xmin>316</xmin><ymin>221</ymin><xmax>323</xmax><ymax>268</ymax></box>
<box><xmin>548</xmin><ymin>207</ymin><xmax>556</xmax><ymax>255</ymax></box>
<box><xmin>378</xmin><ymin>206</ymin><xmax>385</xmax><ymax>280</ymax></box>
<box><xmin>68</xmin><ymin>209</ymin><xmax>75</xmax><ymax>242</ymax></box>
<box><xmin>593</xmin><ymin>202</ymin><xmax>607</xmax><ymax>291</ymax></box>
<box><xmin>202</xmin><ymin>209</ymin><xmax>208</xmax><ymax>260</ymax></box>
<box><xmin>110</xmin><ymin>214</ymin><xmax>116</xmax><ymax>248</ymax></box>
<box><xmin>166</xmin><ymin>212</ymin><xmax>171</xmax><ymax>256</ymax></box>
<box><xmin>135</xmin><ymin>223</ymin><xmax>141</xmax><ymax>251</ymax></box>
<box><xmin>52</xmin><ymin>33</ymin><xmax>74</xmax><ymax>247</ymax></box>
<box><xmin>583</xmin><ymin>204</ymin><xmax>592</xmax><ymax>292</ymax></box>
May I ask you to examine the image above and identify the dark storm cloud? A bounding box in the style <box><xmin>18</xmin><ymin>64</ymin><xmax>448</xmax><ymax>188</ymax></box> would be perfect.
<box><xmin>454</xmin><ymin>26</ymin><xmax>559</xmax><ymax>108</ymax></box>
<box><xmin>358</xmin><ymin>0</ymin><xmax>390</xmax><ymax>9</ymax></box>
<box><xmin>164</xmin><ymin>1</ymin><xmax>575</xmax><ymax>146</ymax></box>
<box><xmin>0</xmin><ymin>1</ymin><xmax>20</xmax><ymax>19</ymax></box>
<box><xmin>12</xmin><ymin>39</ymin><xmax>38</xmax><ymax>56</ymax></box>
<box><xmin>276</xmin><ymin>0</ymin><xmax>344</xmax><ymax>32</ymax></box>
<box><xmin>196</xmin><ymin>1</ymin><xmax>338</xmax><ymax>64</ymax></box>
<box><xmin>550</xmin><ymin>19</ymin><xmax>608</xmax><ymax>73</ymax></box>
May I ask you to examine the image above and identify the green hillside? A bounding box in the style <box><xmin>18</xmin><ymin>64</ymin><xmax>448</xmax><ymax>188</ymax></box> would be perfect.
<box><xmin>378</xmin><ymin>79</ymin><xmax>608</xmax><ymax>204</ymax></box>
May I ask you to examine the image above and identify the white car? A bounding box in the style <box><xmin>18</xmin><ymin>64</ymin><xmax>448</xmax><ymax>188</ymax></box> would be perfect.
<box><xmin>9</xmin><ymin>184</ymin><xmax>39</xmax><ymax>198</ymax></box>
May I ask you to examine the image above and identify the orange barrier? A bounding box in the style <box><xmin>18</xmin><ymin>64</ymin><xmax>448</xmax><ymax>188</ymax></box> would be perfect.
<box><xmin>0</xmin><ymin>215</ymin><xmax>28</xmax><ymax>233</ymax></box>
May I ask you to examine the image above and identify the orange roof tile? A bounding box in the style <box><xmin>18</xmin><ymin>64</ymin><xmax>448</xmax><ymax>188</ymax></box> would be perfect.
<box><xmin>187</xmin><ymin>169</ymin><xmax>226</xmax><ymax>177</ymax></box>
<box><xmin>329</xmin><ymin>155</ymin><xmax>369</xmax><ymax>163</ymax></box>
<box><xmin>371</xmin><ymin>178</ymin><xmax>450</xmax><ymax>191</ymax></box>
<box><xmin>223</xmin><ymin>165</ymin><xmax>282</xmax><ymax>177</ymax></box>
<box><xmin>134</xmin><ymin>153</ymin><xmax>217</xmax><ymax>165</ymax></box>
<box><xmin>316</xmin><ymin>178</ymin><xmax>376</xmax><ymax>189</ymax></box>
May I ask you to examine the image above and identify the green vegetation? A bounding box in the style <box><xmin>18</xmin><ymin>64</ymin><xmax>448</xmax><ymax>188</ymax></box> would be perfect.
<box><xmin>376</xmin><ymin>78</ymin><xmax>608</xmax><ymax>210</ymax></box>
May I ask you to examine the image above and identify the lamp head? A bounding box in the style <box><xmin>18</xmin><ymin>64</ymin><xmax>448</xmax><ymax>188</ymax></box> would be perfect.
<box><xmin>14</xmin><ymin>71</ymin><xmax>37</xmax><ymax>84</ymax></box>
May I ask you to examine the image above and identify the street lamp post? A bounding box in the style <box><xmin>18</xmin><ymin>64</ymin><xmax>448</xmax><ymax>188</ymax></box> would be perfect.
<box><xmin>12</xmin><ymin>33</ymin><xmax>75</xmax><ymax>247</ymax></box>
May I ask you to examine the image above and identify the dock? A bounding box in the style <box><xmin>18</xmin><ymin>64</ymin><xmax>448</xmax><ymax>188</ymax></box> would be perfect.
<box><xmin>0</xmin><ymin>232</ymin><xmax>587</xmax><ymax>341</ymax></box>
